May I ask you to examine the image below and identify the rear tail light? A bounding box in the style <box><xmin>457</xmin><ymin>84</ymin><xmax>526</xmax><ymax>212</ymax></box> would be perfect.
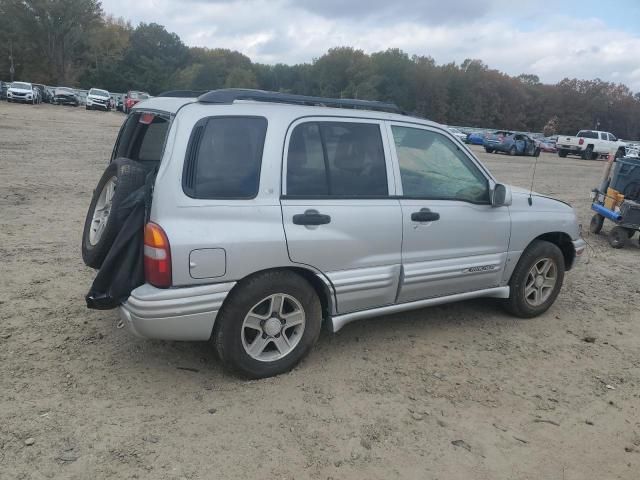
<box><xmin>579</xmin><ymin>138</ymin><xmax>584</xmax><ymax>145</ymax></box>
<box><xmin>144</xmin><ymin>222</ymin><xmax>172</xmax><ymax>288</ymax></box>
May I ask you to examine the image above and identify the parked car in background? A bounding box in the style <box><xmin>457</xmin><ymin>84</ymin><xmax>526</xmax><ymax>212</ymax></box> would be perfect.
<box><xmin>483</xmin><ymin>130</ymin><xmax>513</xmax><ymax>146</ymax></box>
<box><xmin>556</xmin><ymin>130</ymin><xmax>626</xmax><ymax>160</ymax></box>
<box><xmin>53</xmin><ymin>87</ymin><xmax>80</xmax><ymax>106</ymax></box>
<box><xmin>7</xmin><ymin>82</ymin><xmax>37</xmax><ymax>104</ymax></box>
<box><xmin>86</xmin><ymin>88</ymin><xmax>112</xmax><ymax>111</ymax></box>
<box><xmin>43</xmin><ymin>87</ymin><xmax>56</xmax><ymax>103</ymax></box>
<box><xmin>485</xmin><ymin>132</ymin><xmax>540</xmax><ymax>157</ymax></box>
<box><xmin>466</xmin><ymin>132</ymin><xmax>485</xmax><ymax>145</ymax></box>
<box><xmin>536</xmin><ymin>138</ymin><xmax>557</xmax><ymax>153</ymax></box>
<box><xmin>123</xmin><ymin>90</ymin><xmax>150</xmax><ymax>113</ymax></box>
<box><xmin>33</xmin><ymin>84</ymin><xmax>47</xmax><ymax>104</ymax></box>
<box><xmin>81</xmin><ymin>89</ymin><xmax>585</xmax><ymax>379</ymax></box>
<box><xmin>447</xmin><ymin>126</ymin><xmax>468</xmax><ymax>143</ymax></box>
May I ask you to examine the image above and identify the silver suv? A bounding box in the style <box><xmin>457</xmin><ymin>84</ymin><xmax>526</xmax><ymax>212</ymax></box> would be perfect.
<box><xmin>83</xmin><ymin>89</ymin><xmax>586</xmax><ymax>378</ymax></box>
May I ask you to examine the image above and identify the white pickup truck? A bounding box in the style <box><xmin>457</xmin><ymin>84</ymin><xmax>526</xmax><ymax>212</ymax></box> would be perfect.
<box><xmin>556</xmin><ymin>130</ymin><xmax>626</xmax><ymax>160</ymax></box>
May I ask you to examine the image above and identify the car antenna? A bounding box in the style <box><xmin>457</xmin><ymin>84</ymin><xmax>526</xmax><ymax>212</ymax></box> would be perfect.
<box><xmin>527</xmin><ymin>149</ymin><xmax>540</xmax><ymax>206</ymax></box>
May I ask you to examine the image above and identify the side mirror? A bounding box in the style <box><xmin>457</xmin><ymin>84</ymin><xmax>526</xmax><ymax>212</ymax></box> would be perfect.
<box><xmin>492</xmin><ymin>183</ymin><xmax>512</xmax><ymax>207</ymax></box>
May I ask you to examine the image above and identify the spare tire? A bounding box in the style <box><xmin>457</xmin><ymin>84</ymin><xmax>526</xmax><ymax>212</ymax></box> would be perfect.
<box><xmin>82</xmin><ymin>158</ymin><xmax>147</xmax><ymax>269</ymax></box>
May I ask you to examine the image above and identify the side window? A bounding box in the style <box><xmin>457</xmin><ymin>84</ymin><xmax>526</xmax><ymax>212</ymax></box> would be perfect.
<box><xmin>391</xmin><ymin>126</ymin><xmax>489</xmax><ymax>203</ymax></box>
<box><xmin>286</xmin><ymin>122</ymin><xmax>388</xmax><ymax>197</ymax></box>
<box><xmin>600</xmin><ymin>132</ymin><xmax>608</xmax><ymax>140</ymax></box>
<box><xmin>183</xmin><ymin>116</ymin><xmax>267</xmax><ymax>199</ymax></box>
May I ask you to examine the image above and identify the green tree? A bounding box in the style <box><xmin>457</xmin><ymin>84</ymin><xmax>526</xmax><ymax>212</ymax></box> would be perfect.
<box><xmin>3</xmin><ymin>0</ymin><xmax>103</xmax><ymax>84</ymax></box>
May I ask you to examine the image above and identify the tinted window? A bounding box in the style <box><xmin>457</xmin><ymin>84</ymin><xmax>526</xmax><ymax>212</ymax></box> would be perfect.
<box><xmin>286</xmin><ymin>122</ymin><xmax>388</xmax><ymax>197</ymax></box>
<box><xmin>600</xmin><ymin>132</ymin><xmax>608</xmax><ymax>140</ymax></box>
<box><xmin>577</xmin><ymin>131</ymin><xmax>598</xmax><ymax>139</ymax></box>
<box><xmin>392</xmin><ymin>126</ymin><xmax>489</xmax><ymax>203</ymax></box>
<box><xmin>184</xmin><ymin>117</ymin><xmax>267</xmax><ymax>199</ymax></box>
<box><xmin>113</xmin><ymin>113</ymin><xmax>170</xmax><ymax>165</ymax></box>
<box><xmin>138</xmin><ymin>118</ymin><xmax>170</xmax><ymax>162</ymax></box>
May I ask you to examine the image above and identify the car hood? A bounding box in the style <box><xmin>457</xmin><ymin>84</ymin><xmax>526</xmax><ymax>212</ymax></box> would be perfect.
<box><xmin>510</xmin><ymin>185</ymin><xmax>572</xmax><ymax>209</ymax></box>
<box><xmin>8</xmin><ymin>88</ymin><xmax>31</xmax><ymax>94</ymax></box>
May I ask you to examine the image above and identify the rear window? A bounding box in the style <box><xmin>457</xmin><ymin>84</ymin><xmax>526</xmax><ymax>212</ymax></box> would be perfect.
<box><xmin>183</xmin><ymin>117</ymin><xmax>267</xmax><ymax>199</ymax></box>
<box><xmin>112</xmin><ymin>112</ymin><xmax>170</xmax><ymax>166</ymax></box>
<box><xmin>577</xmin><ymin>131</ymin><xmax>598</xmax><ymax>139</ymax></box>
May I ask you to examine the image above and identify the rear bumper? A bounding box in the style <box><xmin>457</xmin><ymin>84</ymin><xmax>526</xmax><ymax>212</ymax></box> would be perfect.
<box><xmin>557</xmin><ymin>145</ymin><xmax>583</xmax><ymax>153</ymax></box>
<box><xmin>119</xmin><ymin>282</ymin><xmax>236</xmax><ymax>341</ymax></box>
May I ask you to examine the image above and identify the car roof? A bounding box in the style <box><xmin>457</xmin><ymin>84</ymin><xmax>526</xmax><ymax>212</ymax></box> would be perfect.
<box><xmin>135</xmin><ymin>94</ymin><xmax>440</xmax><ymax>128</ymax></box>
<box><xmin>131</xmin><ymin>96</ymin><xmax>194</xmax><ymax>113</ymax></box>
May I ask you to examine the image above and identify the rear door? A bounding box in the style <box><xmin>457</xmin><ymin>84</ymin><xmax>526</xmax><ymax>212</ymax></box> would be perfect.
<box><xmin>281</xmin><ymin>118</ymin><xmax>403</xmax><ymax>314</ymax></box>
<box><xmin>386</xmin><ymin>122</ymin><xmax>511</xmax><ymax>303</ymax></box>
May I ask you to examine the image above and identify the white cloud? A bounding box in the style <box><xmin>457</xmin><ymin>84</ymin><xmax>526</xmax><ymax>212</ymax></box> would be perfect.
<box><xmin>101</xmin><ymin>0</ymin><xmax>640</xmax><ymax>92</ymax></box>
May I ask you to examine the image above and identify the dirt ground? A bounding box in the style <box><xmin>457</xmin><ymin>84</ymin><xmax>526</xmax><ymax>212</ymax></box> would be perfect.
<box><xmin>1</xmin><ymin>102</ymin><xmax>639</xmax><ymax>480</ymax></box>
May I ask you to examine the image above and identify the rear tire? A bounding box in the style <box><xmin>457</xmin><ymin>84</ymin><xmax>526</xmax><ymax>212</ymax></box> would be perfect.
<box><xmin>485</xmin><ymin>148</ymin><xmax>494</xmax><ymax>153</ymax></box>
<box><xmin>81</xmin><ymin>158</ymin><xmax>147</xmax><ymax>269</ymax></box>
<box><xmin>582</xmin><ymin>146</ymin><xmax>594</xmax><ymax>160</ymax></box>
<box><xmin>509</xmin><ymin>146</ymin><xmax>517</xmax><ymax>156</ymax></box>
<box><xmin>608</xmin><ymin>227</ymin><xmax>628</xmax><ymax>249</ymax></box>
<box><xmin>213</xmin><ymin>271</ymin><xmax>322</xmax><ymax>379</ymax></box>
<box><xmin>504</xmin><ymin>240</ymin><xmax>565</xmax><ymax>318</ymax></box>
<box><xmin>589</xmin><ymin>214</ymin><xmax>604</xmax><ymax>234</ymax></box>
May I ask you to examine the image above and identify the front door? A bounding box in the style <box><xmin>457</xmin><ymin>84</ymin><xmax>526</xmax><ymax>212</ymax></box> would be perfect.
<box><xmin>387</xmin><ymin>123</ymin><xmax>511</xmax><ymax>303</ymax></box>
<box><xmin>281</xmin><ymin>119</ymin><xmax>402</xmax><ymax>314</ymax></box>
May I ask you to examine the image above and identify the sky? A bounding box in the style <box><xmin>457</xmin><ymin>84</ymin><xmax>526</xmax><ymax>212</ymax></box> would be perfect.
<box><xmin>101</xmin><ymin>0</ymin><xmax>640</xmax><ymax>91</ymax></box>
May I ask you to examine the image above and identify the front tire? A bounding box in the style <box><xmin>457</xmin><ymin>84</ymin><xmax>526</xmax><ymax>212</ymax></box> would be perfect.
<box><xmin>558</xmin><ymin>149</ymin><xmax>568</xmax><ymax>158</ymax></box>
<box><xmin>213</xmin><ymin>271</ymin><xmax>322</xmax><ymax>379</ymax></box>
<box><xmin>504</xmin><ymin>240</ymin><xmax>565</xmax><ymax>318</ymax></box>
<box><xmin>485</xmin><ymin>148</ymin><xmax>494</xmax><ymax>153</ymax></box>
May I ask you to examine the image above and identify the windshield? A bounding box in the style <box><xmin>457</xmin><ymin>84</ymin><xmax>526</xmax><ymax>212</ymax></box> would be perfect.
<box><xmin>12</xmin><ymin>82</ymin><xmax>31</xmax><ymax>90</ymax></box>
<box><xmin>129</xmin><ymin>92</ymin><xmax>150</xmax><ymax>100</ymax></box>
<box><xmin>56</xmin><ymin>88</ymin><xmax>74</xmax><ymax>94</ymax></box>
<box><xmin>89</xmin><ymin>88</ymin><xmax>109</xmax><ymax>97</ymax></box>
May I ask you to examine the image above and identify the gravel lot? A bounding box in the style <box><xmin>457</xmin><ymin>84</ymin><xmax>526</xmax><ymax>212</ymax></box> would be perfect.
<box><xmin>1</xmin><ymin>102</ymin><xmax>639</xmax><ymax>480</ymax></box>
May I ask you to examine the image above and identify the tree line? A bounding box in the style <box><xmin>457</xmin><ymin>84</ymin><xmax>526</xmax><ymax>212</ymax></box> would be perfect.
<box><xmin>1</xmin><ymin>0</ymin><xmax>640</xmax><ymax>139</ymax></box>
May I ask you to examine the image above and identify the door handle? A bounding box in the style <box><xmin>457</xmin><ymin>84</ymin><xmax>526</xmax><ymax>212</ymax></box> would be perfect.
<box><xmin>411</xmin><ymin>208</ymin><xmax>440</xmax><ymax>222</ymax></box>
<box><xmin>293</xmin><ymin>209</ymin><xmax>331</xmax><ymax>226</ymax></box>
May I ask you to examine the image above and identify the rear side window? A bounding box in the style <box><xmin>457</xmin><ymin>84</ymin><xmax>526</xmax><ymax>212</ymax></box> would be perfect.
<box><xmin>183</xmin><ymin>117</ymin><xmax>267</xmax><ymax>199</ymax></box>
<box><xmin>286</xmin><ymin>121</ymin><xmax>388</xmax><ymax>197</ymax></box>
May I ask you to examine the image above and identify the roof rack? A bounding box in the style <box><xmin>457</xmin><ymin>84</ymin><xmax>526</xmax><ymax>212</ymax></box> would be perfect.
<box><xmin>197</xmin><ymin>88</ymin><xmax>401</xmax><ymax>114</ymax></box>
<box><xmin>158</xmin><ymin>90</ymin><xmax>208</xmax><ymax>98</ymax></box>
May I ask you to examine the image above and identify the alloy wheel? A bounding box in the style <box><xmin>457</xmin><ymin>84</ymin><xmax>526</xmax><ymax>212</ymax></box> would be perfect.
<box><xmin>524</xmin><ymin>258</ymin><xmax>557</xmax><ymax>307</ymax></box>
<box><xmin>241</xmin><ymin>293</ymin><xmax>306</xmax><ymax>362</ymax></box>
<box><xmin>89</xmin><ymin>176</ymin><xmax>116</xmax><ymax>246</ymax></box>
